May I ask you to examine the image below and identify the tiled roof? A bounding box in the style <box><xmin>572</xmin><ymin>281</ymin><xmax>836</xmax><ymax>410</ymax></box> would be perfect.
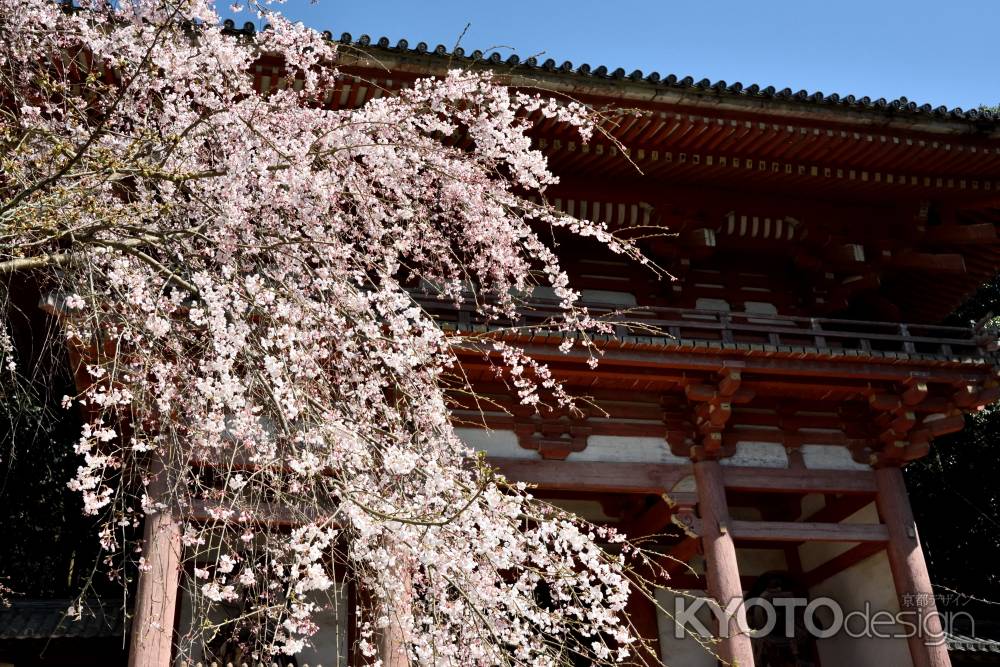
<box><xmin>949</xmin><ymin>632</ymin><xmax>1000</xmax><ymax>654</ymax></box>
<box><xmin>222</xmin><ymin>20</ymin><xmax>999</xmax><ymax>126</ymax></box>
<box><xmin>0</xmin><ymin>600</ymin><xmax>125</xmax><ymax>640</ymax></box>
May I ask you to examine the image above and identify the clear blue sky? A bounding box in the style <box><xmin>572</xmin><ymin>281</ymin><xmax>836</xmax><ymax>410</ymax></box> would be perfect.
<box><xmin>229</xmin><ymin>0</ymin><xmax>999</xmax><ymax>109</ymax></box>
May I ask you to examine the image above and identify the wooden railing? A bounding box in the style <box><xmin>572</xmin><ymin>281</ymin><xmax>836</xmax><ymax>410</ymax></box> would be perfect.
<box><xmin>415</xmin><ymin>295</ymin><xmax>997</xmax><ymax>362</ymax></box>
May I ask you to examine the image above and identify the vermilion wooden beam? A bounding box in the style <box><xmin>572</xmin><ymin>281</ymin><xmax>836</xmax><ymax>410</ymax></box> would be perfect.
<box><xmin>661</xmin><ymin>537</ymin><xmax>702</xmax><ymax>577</ymax></box>
<box><xmin>923</xmin><ymin>223</ymin><xmax>998</xmax><ymax>244</ymax></box>
<box><xmin>621</xmin><ymin>498</ymin><xmax>674</xmax><ymax>537</ymax></box>
<box><xmin>489</xmin><ymin>458</ymin><xmax>879</xmax><ymax>496</ymax></box>
<box><xmin>902</xmin><ymin>381</ymin><xmax>929</xmax><ymax>406</ymax></box>
<box><xmin>668</xmin><ymin>574</ymin><xmax>758</xmax><ymax>590</ymax></box>
<box><xmin>717</xmin><ymin>368</ymin><xmax>742</xmax><ymax>396</ymax></box>
<box><xmin>458</xmin><ymin>342</ymin><xmax>993</xmax><ymax>385</ymax></box>
<box><xmin>728</xmin><ymin>520</ymin><xmax>888</xmax><ymax>543</ymax></box>
<box><xmin>723</xmin><ymin>467</ymin><xmax>877</xmax><ymax>494</ymax></box>
<box><xmin>869</xmin><ymin>393</ymin><xmax>903</xmax><ymax>412</ymax></box>
<box><xmin>489</xmin><ymin>457</ymin><xmax>692</xmax><ymax>494</ymax></box>
<box><xmin>891</xmin><ymin>251</ymin><xmax>967</xmax><ymax>274</ymax></box>
<box><xmin>952</xmin><ymin>384</ymin><xmax>979</xmax><ymax>407</ymax></box>
<box><xmin>925</xmin><ymin>413</ymin><xmax>966</xmax><ymax>437</ymax></box>
<box><xmin>685</xmin><ymin>383</ymin><xmax>752</xmax><ymax>403</ymax></box>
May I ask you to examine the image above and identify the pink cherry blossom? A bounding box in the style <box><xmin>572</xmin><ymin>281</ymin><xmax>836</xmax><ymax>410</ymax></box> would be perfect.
<box><xmin>0</xmin><ymin>0</ymin><xmax>666</xmax><ymax>663</ymax></box>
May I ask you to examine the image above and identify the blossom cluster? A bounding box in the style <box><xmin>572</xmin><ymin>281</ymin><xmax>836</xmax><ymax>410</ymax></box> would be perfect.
<box><xmin>1</xmin><ymin>0</ymin><xmax>654</xmax><ymax>663</ymax></box>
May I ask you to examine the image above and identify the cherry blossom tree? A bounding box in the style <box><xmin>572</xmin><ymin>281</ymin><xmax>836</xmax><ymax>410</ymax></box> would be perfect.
<box><xmin>0</xmin><ymin>1</ymin><xmax>671</xmax><ymax>664</ymax></box>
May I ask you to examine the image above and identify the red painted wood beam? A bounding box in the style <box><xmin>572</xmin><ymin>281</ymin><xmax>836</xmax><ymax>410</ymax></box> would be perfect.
<box><xmin>661</xmin><ymin>537</ymin><xmax>702</xmax><ymax>577</ymax></box>
<box><xmin>728</xmin><ymin>520</ymin><xmax>888</xmax><ymax>543</ymax></box>
<box><xmin>891</xmin><ymin>251</ymin><xmax>967</xmax><ymax>274</ymax></box>
<box><xmin>621</xmin><ymin>498</ymin><xmax>674</xmax><ymax>537</ymax></box>
<box><xmin>459</xmin><ymin>342</ymin><xmax>993</xmax><ymax>385</ymax></box>
<box><xmin>922</xmin><ymin>223</ymin><xmax>998</xmax><ymax>244</ymax></box>
<box><xmin>668</xmin><ymin>574</ymin><xmax>759</xmax><ymax>591</ymax></box>
<box><xmin>489</xmin><ymin>459</ymin><xmax>880</xmax><ymax>496</ymax></box>
<box><xmin>489</xmin><ymin>457</ymin><xmax>692</xmax><ymax>494</ymax></box>
<box><xmin>723</xmin><ymin>467</ymin><xmax>877</xmax><ymax>494</ymax></box>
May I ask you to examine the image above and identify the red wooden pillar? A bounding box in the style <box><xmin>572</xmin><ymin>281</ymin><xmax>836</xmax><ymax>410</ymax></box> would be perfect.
<box><xmin>129</xmin><ymin>455</ymin><xmax>181</xmax><ymax>667</ymax></box>
<box><xmin>875</xmin><ymin>466</ymin><xmax>951</xmax><ymax>667</ymax></box>
<box><xmin>694</xmin><ymin>459</ymin><xmax>755</xmax><ymax>666</ymax></box>
<box><xmin>380</xmin><ymin>555</ymin><xmax>412</xmax><ymax>667</ymax></box>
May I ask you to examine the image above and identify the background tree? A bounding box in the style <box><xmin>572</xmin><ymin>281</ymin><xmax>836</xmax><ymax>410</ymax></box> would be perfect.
<box><xmin>908</xmin><ymin>276</ymin><xmax>1000</xmax><ymax>629</ymax></box>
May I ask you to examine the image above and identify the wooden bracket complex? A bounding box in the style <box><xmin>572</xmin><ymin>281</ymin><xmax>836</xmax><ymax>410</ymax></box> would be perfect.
<box><xmin>514</xmin><ymin>414</ymin><xmax>592</xmax><ymax>460</ymax></box>
<box><xmin>682</xmin><ymin>367</ymin><xmax>754</xmax><ymax>460</ymax></box>
<box><xmin>867</xmin><ymin>377</ymin><xmax>975</xmax><ymax>465</ymax></box>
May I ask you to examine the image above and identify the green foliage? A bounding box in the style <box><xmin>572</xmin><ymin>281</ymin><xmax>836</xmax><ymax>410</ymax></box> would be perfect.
<box><xmin>909</xmin><ymin>275</ymin><xmax>1000</xmax><ymax>605</ymax></box>
<box><xmin>908</xmin><ymin>405</ymin><xmax>1000</xmax><ymax>598</ymax></box>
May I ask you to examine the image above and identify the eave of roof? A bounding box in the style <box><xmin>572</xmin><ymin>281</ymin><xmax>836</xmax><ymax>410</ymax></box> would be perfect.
<box><xmin>949</xmin><ymin>632</ymin><xmax>1000</xmax><ymax>654</ymax></box>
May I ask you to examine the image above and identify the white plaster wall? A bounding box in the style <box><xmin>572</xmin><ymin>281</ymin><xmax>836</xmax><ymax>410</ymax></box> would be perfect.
<box><xmin>720</xmin><ymin>441</ymin><xmax>789</xmax><ymax>468</ymax></box>
<box><xmin>455</xmin><ymin>427</ymin><xmax>536</xmax><ymax>459</ymax></box>
<box><xmin>457</xmin><ymin>429</ymin><xmax>693</xmax><ymax>465</ymax></box>
<box><xmin>736</xmin><ymin>548</ymin><xmax>788</xmax><ymax>576</ymax></box>
<box><xmin>671</xmin><ymin>474</ymin><xmax>697</xmax><ymax>493</ymax></box>
<box><xmin>694</xmin><ymin>297</ymin><xmax>731</xmax><ymax>312</ymax></box>
<box><xmin>798</xmin><ymin>503</ymin><xmax>878</xmax><ymax>571</ymax></box>
<box><xmin>799</xmin><ymin>492</ymin><xmax>826</xmax><ymax>521</ymax></box>
<box><xmin>801</xmin><ymin>443</ymin><xmax>871</xmax><ymax>471</ymax></box>
<box><xmin>808</xmin><ymin>550</ymin><xmax>913</xmax><ymax>667</ymax></box>
<box><xmin>655</xmin><ymin>588</ymin><xmax>719</xmax><ymax>667</ymax></box>
<box><xmin>569</xmin><ymin>435</ymin><xmax>689</xmax><ymax>464</ymax></box>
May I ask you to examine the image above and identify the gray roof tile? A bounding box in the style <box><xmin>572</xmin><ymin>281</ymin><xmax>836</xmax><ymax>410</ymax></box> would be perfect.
<box><xmin>219</xmin><ymin>21</ymin><xmax>999</xmax><ymax>125</ymax></box>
